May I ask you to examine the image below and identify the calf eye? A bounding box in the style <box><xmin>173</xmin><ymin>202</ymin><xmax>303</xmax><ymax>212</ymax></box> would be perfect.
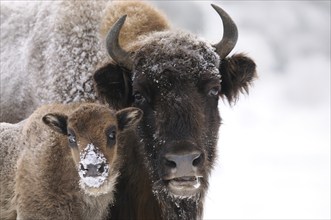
<box><xmin>208</xmin><ymin>87</ymin><xmax>220</xmax><ymax>97</ymax></box>
<box><xmin>68</xmin><ymin>133</ymin><xmax>76</xmax><ymax>144</ymax></box>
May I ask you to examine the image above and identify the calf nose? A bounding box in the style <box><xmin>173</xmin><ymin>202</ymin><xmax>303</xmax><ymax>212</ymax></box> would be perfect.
<box><xmin>81</xmin><ymin>163</ymin><xmax>106</xmax><ymax>177</ymax></box>
<box><xmin>164</xmin><ymin>151</ymin><xmax>203</xmax><ymax>177</ymax></box>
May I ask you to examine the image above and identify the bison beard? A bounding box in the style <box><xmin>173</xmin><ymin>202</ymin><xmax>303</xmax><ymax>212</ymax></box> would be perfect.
<box><xmin>94</xmin><ymin>3</ymin><xmax>257</xmax><ymax>220</ymax></box>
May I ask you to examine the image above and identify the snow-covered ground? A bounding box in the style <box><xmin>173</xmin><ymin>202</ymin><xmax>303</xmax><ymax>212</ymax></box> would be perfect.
<box><xmin>154</xmin><ymin>1</ymin><xmax>330</xmax><ymax>219</ymax></box>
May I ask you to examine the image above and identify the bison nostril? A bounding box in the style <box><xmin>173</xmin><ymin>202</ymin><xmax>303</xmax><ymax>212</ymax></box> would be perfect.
<box><xmin>80</xmin><ymin>164</ymin><xmax>86</xmax><ymax>171</ymax></box>
<box><xmin>98</xmin><ymin>163</ymin><xmax>105</xmax><ymax>173</ymax></box>
<box><xmin>192</xmin><ymin>154</ymin><xmax>202</xmax><ymax>167</ymax></box>
<box><xmin>81</xmin><ymin>163</ymin><xmax>106</xmax><ymax>177</ymax></box>
<box><xmin>165</xmin><ymin>159</ymin><xmax>176</xmax><ymax>169</ymax></box>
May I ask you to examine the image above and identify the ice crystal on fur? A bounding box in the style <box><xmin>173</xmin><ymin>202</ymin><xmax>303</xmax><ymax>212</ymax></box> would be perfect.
<box><xmin>79</xmin><ymin>143</ymin><xmax>109</xmax><ymax>188</ymax></box>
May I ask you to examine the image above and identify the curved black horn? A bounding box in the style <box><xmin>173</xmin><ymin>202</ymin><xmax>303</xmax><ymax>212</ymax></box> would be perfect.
<box><xmin>106</xmin><ymin>15</ymin><xmax>133</xmax><ymax>70</ymax></box>
<box><xmin>211</xmin><ymin>4</ymin><xmax>238</xmax><ymax>59</ymax></box>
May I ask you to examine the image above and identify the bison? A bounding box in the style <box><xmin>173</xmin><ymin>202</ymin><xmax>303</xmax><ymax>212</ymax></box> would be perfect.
<box><xmin>0</xmin><ymin>103</ymin><xmax>142</xmax><ymax>219</ymax></box>
<box><xmin>94</xmin><ymin>2</ymin><xmax>257</xmax><ymax>220</ymax></box>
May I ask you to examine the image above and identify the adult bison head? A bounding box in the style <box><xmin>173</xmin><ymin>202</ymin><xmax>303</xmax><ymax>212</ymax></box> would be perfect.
<box><xmin>94</xmin><ymin>5</ymin><xmax>256</xmax><ymax>199</ymax></box>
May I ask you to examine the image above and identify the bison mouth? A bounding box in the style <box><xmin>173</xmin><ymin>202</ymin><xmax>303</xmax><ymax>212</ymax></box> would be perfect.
<box><xmin>165</xmin><ymin>176</ymin><xmax>202</xmax><ymax>197</ymax></box>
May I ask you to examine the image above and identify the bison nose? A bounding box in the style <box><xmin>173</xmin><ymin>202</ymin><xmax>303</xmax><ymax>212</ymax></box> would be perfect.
<box><xmin>163</xmin><ymin>151</ymin><xmax>203</xmax><ymax>177</ymax></box>
<box><xmin>81</xmin><ymin>163</ymin><xmax>105</xmax><ymax>177</ymax></box>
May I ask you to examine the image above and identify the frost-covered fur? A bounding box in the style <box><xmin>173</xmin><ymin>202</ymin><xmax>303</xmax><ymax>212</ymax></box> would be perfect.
<box><xmin>100</xmin><ymin>30</ymin><xmax>222</xmax><ymax>220</ymax></box>
<box><xmin>0</xmin><ymin>103</ymin><xmax>142</xmax><ymax>220</ymax></box>
<box><xmin>94</xmin><ymin>3</ymin><xmax>256</xmax><ymax>220</ymax></box>
<box><xmin>0</xmin><ymin>1</ymin><xmax>168</xmax><ymax>123</ymax></box>
<box><xmin>0</xmin><ymin>121</ymin><xmax>24</xmax><ymax>220</ymax></box>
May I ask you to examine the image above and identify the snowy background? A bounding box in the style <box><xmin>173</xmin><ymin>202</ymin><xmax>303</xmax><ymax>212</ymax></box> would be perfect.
<box><xmin>153</xmin><ymin>1</ymin><xmax>330</xmax><ymax>219</ymax></box>
<box><xmin>1</xmin><ymin>1</ymin><xmax>329</xmax><ymax>219</ymax></box>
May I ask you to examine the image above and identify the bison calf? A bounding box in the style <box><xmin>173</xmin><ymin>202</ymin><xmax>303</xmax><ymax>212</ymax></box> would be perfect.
<box><xmin>0</xmin><ymin>103</ymin><xmax>142</xmax><ymax>220</ymax></box>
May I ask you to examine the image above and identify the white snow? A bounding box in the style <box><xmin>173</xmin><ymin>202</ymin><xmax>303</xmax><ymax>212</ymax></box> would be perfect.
<box><xmin>78</xmin><ymin>143</ymin><xmax>110</xmax><ymax>188</ymax></box>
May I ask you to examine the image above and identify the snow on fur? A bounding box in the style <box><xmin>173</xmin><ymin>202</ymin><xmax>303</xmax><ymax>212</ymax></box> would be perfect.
<box><xmin>0</xmin><ymin>0</ymin><xmax>169</xmax><ymax>123</ymax></box>
<box><xmin>0</xmin><ymin>121</ymin><xmax>25</xmax><ymax>219</ymax></box>
<box><xmin>79</xmin><ymin>143</ymin><xmax>110</xmax><ymax>188</ymax></box>
<box><xmin>0</xmin><ymin>1</ymin><xmax>108</xmax><ymax>123</ymax></box>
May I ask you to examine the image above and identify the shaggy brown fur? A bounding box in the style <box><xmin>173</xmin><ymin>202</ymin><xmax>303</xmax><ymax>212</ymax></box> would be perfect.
<box><xmin>0</xmin><ymin>121</ymin><xmax>24</xmax><ymax>220</ymax></box>
<box><xmin>220</xmin><ymin>53</ymin><xmax>257</xmax><ymax>103</ymax></box>
<box><xmin>100</xmin><ymin>1</ymin><xmax>170</xmax><ymax>51</ymax></box>
<box><xmin>0</xmin><ymin>103</ymin><xmax>142</xmax><ymax>220</ymax></box>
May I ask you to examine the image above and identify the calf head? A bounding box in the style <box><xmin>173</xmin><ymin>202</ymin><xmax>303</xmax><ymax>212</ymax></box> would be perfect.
<box><xmin>42</xmin><ymin>103</ymin><xmax>142</xmax><ymax>196</ymax></box>
<box><xmin>94</xmin><ymin>5</ymin><xmax>256</xmax><ymax>199</ymax></box>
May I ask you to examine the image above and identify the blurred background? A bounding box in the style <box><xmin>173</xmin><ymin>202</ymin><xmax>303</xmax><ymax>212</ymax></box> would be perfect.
<box><xmin>152</xmin><ymin>1</ymin><xmax>330</xmax><ymax>219</ymax></box>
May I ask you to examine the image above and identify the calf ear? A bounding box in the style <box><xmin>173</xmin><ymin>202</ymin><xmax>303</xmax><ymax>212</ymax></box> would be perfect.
<box><xmin>93</xmin><ymin>63</ymin><xmax>133</xmax><ymax>110</ymax></box>
<box><xmin>42</xmin><ymin>113</ymin><xmax>68</xmax><ymax>135</ymax></box>
<box><xmin>116</xmin><ymin>107</ymin><xmax>143</xmax><ymax>131</ymax></box>
<box><xmin>219</xmin><ymin>53</ymin><xmax>257</xmax><ymax>103</ymax></box>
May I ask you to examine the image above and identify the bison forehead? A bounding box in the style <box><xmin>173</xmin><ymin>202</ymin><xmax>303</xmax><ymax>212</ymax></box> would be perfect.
<box><xmin>131</xmin><ymin>31</ymin><xmax>221</xmax><ymax>84</ymax></box>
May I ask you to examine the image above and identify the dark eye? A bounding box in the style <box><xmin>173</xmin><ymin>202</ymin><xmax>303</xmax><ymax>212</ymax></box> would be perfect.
<box><xmin>134</xmin><ymin>92</ymin><xmax>146</xmax><ymax>104</ymax></box>
<box><xmin>68</xmin><ymin>133</ymin><xmax>76</xmax><ymax>144</ymax></box>
<box><xmin>208</xmin><ymin>87</ymin><xmax>220</xmax><ymax>97</ymax></box>
<box><xmin>108</xmin><ymin>130</ymin><xmax>116</xmax><ymax>140</ymax></box>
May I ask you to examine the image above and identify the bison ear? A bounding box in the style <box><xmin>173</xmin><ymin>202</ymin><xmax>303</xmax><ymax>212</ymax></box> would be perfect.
<box><xmin>42</xmin><ymin>113</ymin><xmax>68</xmax><ymax>135</ymax></box>
<box><xmin>116</xmin><ymin>107</ymin><xmax>143</xmax><ymax>131</ymax></box>
<box><xmin>93</xmin><ymin>63</ymin><xmax>133</xmax><ymax>110</ymax></box>
<box><xmin>219</xmin><ymin>53</ymin><xmax>257</xmax><ymax>104</ymax></box>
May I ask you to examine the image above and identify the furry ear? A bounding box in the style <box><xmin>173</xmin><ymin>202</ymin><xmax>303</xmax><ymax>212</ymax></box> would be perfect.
<box><xmin>42</xmin><ymin>113</ymin><xmax>68</xmax><ymax>135</ymax></box>
<box><xmin>93</xmin><ymin>63</ymin><xmax>133</xmax><ymax>110</ymax></box>
<box><xmin>116</xmin><ymin>107</ymin><xmax>143</xmax><ymax>131</ymax></box>
<box><xmin>219</xmin><ymin>53</ymin><xmax>257</xmax><ymax>103</ymax></box>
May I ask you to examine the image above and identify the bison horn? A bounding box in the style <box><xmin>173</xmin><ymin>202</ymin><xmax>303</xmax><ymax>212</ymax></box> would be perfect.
<box><xmin>106</xmin><ymin>15</ymin><xmax>133</xmax><ymax>70</ymax></box>
<box><xmin>211</xmin><ymin>4</ymin><xmax>238</xmax><ymax>59</ymax></box>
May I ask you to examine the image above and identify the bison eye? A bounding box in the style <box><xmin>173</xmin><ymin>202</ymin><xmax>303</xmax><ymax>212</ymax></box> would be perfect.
<box><xmin>134</xmin><ymin>92</ymin><xmax>146</xmax><ymax>104</ymax></box>
<box><xmin>208</xmin><ymin>87</ymin><xmax>220</xmax><ymax>97</ymax></box>
<box><xmin>108</xmin><ymin>130</ymin><xmax>116</xmax><ymax>140</ymax></box>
